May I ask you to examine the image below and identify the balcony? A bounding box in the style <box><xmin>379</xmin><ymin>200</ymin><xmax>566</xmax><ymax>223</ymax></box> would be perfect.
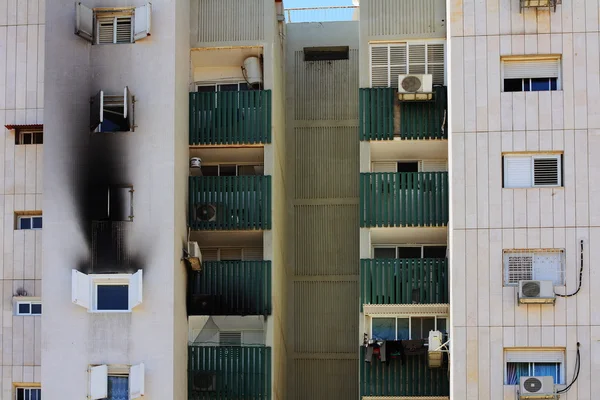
<box><xmin>360</xmin><ymin>348</ymin><xmax>449</xmax><ymax>397</ymax></box>
<box><xmin>188</xmin><ymin>176</ymin><xmax>272</xmax><ymax>230</ymax></box>
<box><xmin>189</xmin><ymin>345</ymin><xmax>271</xmax><ymax>400</ymax></box>
<box><xmin>360</xmin><ymin>172</ymin><xmax>448</xmax><ymax>227</ymax></box>
<box><xmin>359</xmin><ymin>86</ymin><xmax>447</xmax><ymax>141</ymax></box>
<box><xmin>360</xmin><ymin>258</ymin><xmax>448</xmax><ymax>307</ymax></box>
<box><xmin>189</xmin><ymin>90</ymin><xmax>272</xmax><ymax>146</ymax></box>
<box><xmin>188</xmin><ymin>261</ymin><xmax>272</xmax><ymax>316</ymax></box>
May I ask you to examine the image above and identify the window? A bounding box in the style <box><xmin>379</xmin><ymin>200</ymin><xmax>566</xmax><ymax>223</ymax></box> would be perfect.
<box><xmin>371</xmin><ymin>160</ymin><xmax>448</xmax><ymax>173</ymax></box>
<box><xmin>373</xmin><ymin>245</ymin><xmax>447</xmax><ymax>259</ymax></box>
<box><xmin>504</xmin><ymin>349</ymin><xmax>564</xmax><ymax>385</ymax></box>
<box><xmin>371</xmin><ymin>316</ymin><xmax>447</xmax><ymax>340</ymax></box>
<box><xmin>90</xmin><ymin>185</ymin><xmax>134</xmax><ymax>221</ymax></box>
<box><xmin>200</xmin><ymin>164</ymin><xmax>264</xmax><ymax>177</ymax></box>
<box><xmin>15</xmin><ymin>300</ymin><xmax>42</xmax><ymax>316</ymax></box>
<box><xmin>90</xmin><ymin>88</ymin><xmax>134</xmax><ymax>133</ymax></box>
<box><xmin>75</xmin><ymin>3</ymin><xmax>151</xmax><ymax>45</ymax></box>
<box><xmin>504</xmin><ymin>249</ymin><xmax>565</xmax><ymax>286</ymax></box>
<box><xmin>15</xmin><ymin>387</ymin><xmax>41</xmax><ymax>400</ymax></box>
<box><xmin>502</xmin><ymin>56</ymin><xmax>561</xmax><ymax>92</ymax></box>
<box><xmin>72</xmin><ymin>270</ymin><xmax>143</xmax><ymax>312</ymax></box>
<box><xmin>197</xmin><ymin>83</ymin><xmax>250</xmax><ymax>92</ymax></box>
<box><xmin>200</xmin><ymin>248</ymin><xmax>264</xmax><ymax>262</ymax></box>
<box><xmin>89</xmin><ymin>364</ymin><xmax>145</xmax><ymax>400</ymax></box>
<box><xmin>503</xmin><ymin>153</ymin><xmax>562</xmax><ymax>188</ymax></box>
<box><xmin>16</xmin><ymin>213</ymin><xmax>42</xmax><ymax>230</ymax></box>
<box><xmin>370</xmin><ymin>42</ymin><xmax>446</xmax><ymax>87</ymax></box>
<box><xmin>15</xmin><ymin>130</ymin><xmax>43</xmax><ymax>145</ymax></box>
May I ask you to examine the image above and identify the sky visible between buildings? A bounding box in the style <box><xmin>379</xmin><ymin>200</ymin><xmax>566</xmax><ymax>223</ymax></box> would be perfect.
<box><xmin>284</xmin><ymin>0</ymin><xmax>357</xmax><ymax>23</ymax></box>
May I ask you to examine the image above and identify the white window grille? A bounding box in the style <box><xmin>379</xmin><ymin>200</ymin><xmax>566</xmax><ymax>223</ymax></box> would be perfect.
<box><xmin>503</xmin><ymin>249</ymin><xmax>565</xmax><ymax>286</ymax></box>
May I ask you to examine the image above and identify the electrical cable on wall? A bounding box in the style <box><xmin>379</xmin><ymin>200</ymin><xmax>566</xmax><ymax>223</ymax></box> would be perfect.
<box><xmin>556</xmin><ymin>342</ymin><xmax>580</xmax><ymax>394</ymax></box>
<box><xmin>555</xmin><ymin>240</ymin><xmax>584</xmax><ymax>297</ymax></box>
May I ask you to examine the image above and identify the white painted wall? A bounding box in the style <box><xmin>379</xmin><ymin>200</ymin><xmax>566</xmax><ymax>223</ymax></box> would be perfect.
<box><xmin>0</xmin><ymin>0</ymin><xmax>45</xmax><ymax>396</ymax></box>
<box><xmin>449</xmin><ymin>0</ymin><xmax>600</xmax><ymax>398</ymax></box>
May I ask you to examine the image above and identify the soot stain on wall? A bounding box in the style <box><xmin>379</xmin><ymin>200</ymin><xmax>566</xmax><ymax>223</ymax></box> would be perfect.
<box><xmin>71</xmin><ymin>136</ymin><xmax>145</xmax><ymax>274</ymax></box>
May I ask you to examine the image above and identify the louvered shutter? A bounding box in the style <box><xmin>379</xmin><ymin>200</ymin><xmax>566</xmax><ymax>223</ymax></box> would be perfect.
<box><xmin>371</xmin><ymin>46</ymin><xmax>389</xmax><ymax>87</ymax></box>
<box><xmin>427</xmin><ymin>43</ymin><xmax>445</xmax><ymax>85</ymax></box>
<box><xmin>505</xmin><ymin>350</ymin><xmax>564</xmax><ymax>363</ymax></box>
<box><xmin>200</xmin><ymin>249</ymin><xmax>219</xmax><ymax>262</ymax></box>
<box><xmin>219</xmin><ymin>331</ymin><xmax>242</xmax><ymax>346</ymax></box>
<box><xmin>243</xmin><ymin>248</ymin><xmax>263</xmax><ymax>261</ymax></box>
<box><xmin>389</xmin><ymin>44</ymin><xmax>407</xmax><ymax>88</ymax></box>
<box><xmin>503</xmin><ymin>156</ymin><xmax>533</xmax><ymax>188</ymax></box>
<box><xmin>504</xmin><ymin>253</ymin><xmax>533</xmax><ymax>284</ymax></box>
<box><xmin>372</xmin><ymin>162</ymin><xmax>398</xmax><ymax>172</ymax></box>
<box><xmin>97</xmin><ymin>17</ymin><xmax>114</xmax><ymax>44</ymax></box>
<box><xmin>419</xmin><ymin>160</ymin><xmax>448</xmax><ymax>172</ymax></box>
<box><xmin>533</xmin><ymin>156</ymin><xmax>561</xmax><ymax>187</ymax></box>
<box><xmin>115</xmin><ymin>16</ymin><xmax>132</xmax><ymax>43</ymax></box>
<box><xmin>503</xmin><ymin>58</ymin><xmax>560</xmax><ymax>79</ymax></box>
<box><xmin>408</xmin><ymin>44</ymin><xmax>426</xmax><ymax>75</ymax></box>
<box><xmin>220</xmin><ymin>248</ymin><xmax>243</xmax><ymax>261</ymax></box>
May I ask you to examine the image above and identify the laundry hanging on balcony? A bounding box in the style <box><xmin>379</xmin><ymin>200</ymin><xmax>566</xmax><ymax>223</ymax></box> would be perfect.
<box><xmin>364</xmin><ymin>339</ymin><xmax>427</xmax><ymax>364</ymax></box>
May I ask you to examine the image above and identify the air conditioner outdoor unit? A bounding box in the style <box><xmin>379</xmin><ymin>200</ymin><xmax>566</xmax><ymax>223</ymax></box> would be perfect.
<box><xmin>518</xmin><ymin>376</ymin><xmax>556</xmax><ymax>399</ymax></box>
<box><xmin>427</xmin><ymin>330</ymin><xmax>444</xmax><ymax>368</ymax></box>
<box><xmin>186</xmin><ymin>241</ymin><xmax>202</xmax><ymax>271</ymax></box>
<box><xmin>518</xmin><ymin>280</ymin><xmax>556</xmax><ymax>305</ymax></box>
<box><xmin>398</xmin><ymin>74</ymin><xmax>433</xmax><ymax>93</ymax></box>
<box><xmin>195</xmin><ymin>204</ymin><xmax>217</xmax><ymax>222</ymax></box>
<box><xmin>192</xmin><ymin>372</ymin><xmax>217</xmax><ymax>392</ymax></box>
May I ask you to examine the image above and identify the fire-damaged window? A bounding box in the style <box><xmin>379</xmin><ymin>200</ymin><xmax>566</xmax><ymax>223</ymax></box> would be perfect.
<box><xmin>90</xmin><ymin>87</ymin><xmax>135</xmax><ymax>133</ymax></box>
<box><xmin>91</xmin><ymin>185</ymin><xmax>134</xmax><ymax>222</ymax></box>
<box><xmin>75</xmin><ymin>2</ymin><xmax>151</xmax><ymax>45</ymax></box>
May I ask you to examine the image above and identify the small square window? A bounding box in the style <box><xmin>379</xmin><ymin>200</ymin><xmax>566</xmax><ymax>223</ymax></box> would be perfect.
<box><xmin>15</xmin><ymin>387</ymin><xmax>41</xmax><ymax>400</ymax></box>
<box><xmin>18</xmin><ymin>303</ymin><xmax>30</xmax><ymax>314</ymax></box>
<box><xmin>96</xmin><ymin>284</ymin><xmax>129</xmax><ymax>311</ymax></box>
<box><xmin>19</xmin><ymin>218</ymin><xmax>31</xmax><ymax>230</ymax></box>
<box><xmin>16</xmin><ymin>214</ymin><xmax>42</xmax><ymax>230</ymax></box>
<box><xmin>31</xmin><ymin>303</ymin><xmax>42</xmax><ymax>315</ymax></box>
<box><xmin>15</xmin><ymin>300</ymin><xmax>42</xmax><ymax>316</ymax></box>
<box><xmin>502</xmin><ymin>56</ymin><xmax>561</xmax><ymax>92</ymax></box>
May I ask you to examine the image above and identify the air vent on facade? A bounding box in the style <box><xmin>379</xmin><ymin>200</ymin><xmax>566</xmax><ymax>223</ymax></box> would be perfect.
<box><xmin>533</xmin><ymin>158</ymin><xmax>560</xmax><ymax>186</ymax></box>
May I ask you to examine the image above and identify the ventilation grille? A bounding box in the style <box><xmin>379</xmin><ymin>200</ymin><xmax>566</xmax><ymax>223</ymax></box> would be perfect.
<box><xmin>115</xmin><ymin>17</ymin><xmax>132</xmax><ymax>43</ymax></box>
<box><xmin>506</xmin><ymin>255</ymin><xmax>534</xmax><ymax>283</ymax></box>
<box><xmin>504</xmin><ymin>249</ymin><xmax>565</xmax><ymax>285</ymax></box>
<box><xmin>533</xmin><ymin>158</ymin><xmax>560</xmax><ymax>186</ymax></box>
<box><xmin>96</xmin><ymin>16</ymin><xmax>132</xmax><ymax>44</ymax></box>
<box><xmin>97</xmin><ymin>17</ymin><xmax>114</xmax><ymax>44</ymax></box>
<box><xmin>219</xmin><ymin>331</ymin><xmax>242</xmax><ymax>346</ymax></box>
<box><xmin>370</xmin><ymin>43</ymin><xmax>445</xmax><ymax>87</ymax></box>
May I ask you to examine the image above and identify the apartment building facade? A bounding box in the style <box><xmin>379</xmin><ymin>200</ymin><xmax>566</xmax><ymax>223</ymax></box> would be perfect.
<box><xmin>449</xmin><ymin>0</ymin><xmax>599</xmax><ymax>398</ymax></box>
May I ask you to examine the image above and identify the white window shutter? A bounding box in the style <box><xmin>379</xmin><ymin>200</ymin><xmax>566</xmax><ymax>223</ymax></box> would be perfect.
<box><xmin>503</xmin><ymin>58</ymin><xmax>560</xmax><ymax>79</ymax></box>
<box><xmin>505</xmin><ymin>350</ymin><xmax>564</xmax><ymax>363</ymax></box>
<box><xmin>370</xmin><ymin>46</ymin><xmax>389</xmax><ymax>87</ymax></box>
<box><xmin>90</xmin><ymin>90</ymin><xmax>104</xmax><ymax>131</ymax></box>
<box><xmin>97</xmin><ymin>17</ymin><xmax>115</xmax><ymax>44</ymax></box>
<box><xmin>75</xmin><ymin>2</ymin><xmax>94</xmax><ymax>43</ymax></box>
<box><xmin>533</xmin><ymin>156</ymin><xmax>561</xmax><ymax>186</ymax></box>
<box><xmin>134</xmin><ymin>3</ymin><xmax>152</xmax><ymax>41</ymax></box>
<box><xmin>129</xmin><ymin>363</ymin><xmax>145</xmax><ymax>399</ymax></box>
<box><xmin>504</xmin><ymin>156</ymin><xmax>533</xmax><ymax>188</ymax></box>
<box><xmin>427</xmin><ymin>43</ymin><xmax>446</xmax><ymax>85</ymax></box>
<box><xmin>420</xmin><ymin>160</ymin><xmax>448</xmax><ymax>172</ymax></box>
<box><xmin>408</xmin><ymin>44</ymin><xmax>427</xmax><ymax>75</ymax></box>
<box><xmin>125</xmin><ymin>86</ymin><xmax>133</xmax><ymax>130</ymax></box>
<box><xmin>72</xmin><ymin>270</ymin><xmax>91</xmax><ymax>309</ymax></box>
<box><xmin>89</xmin><ymin>365</ymin><xmax>108</xmax><ymax>400</ymax></box>
<box><xmin>129</xmin><ymin>270</ymin><xmax>143</xmax><ymax>309</ymax></box>
<box><xmin>389</xmin><ymin>44</ymin><xmax>407</xmax><ymax>88</ymax></box>
<box><xmin>371</xmin><ymin>162</ymin><xmax>397</xmax><ymax>172</ymax></box>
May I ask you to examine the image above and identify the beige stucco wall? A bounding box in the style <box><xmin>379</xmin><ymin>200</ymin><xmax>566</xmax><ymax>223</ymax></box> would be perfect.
<box><xmin>42</xmin><ymin>0</ymin><xmax>189</xmax><ymax>398</ymax></box>
<box><xmin>449</xmin><ymin>0</ymin><xmax>600</xmax><ymax>398</ymax></box>
<box><xmin>0</xmin><ymin>0</ymin><xmax>45</xmax><ymax>396</ymax></box>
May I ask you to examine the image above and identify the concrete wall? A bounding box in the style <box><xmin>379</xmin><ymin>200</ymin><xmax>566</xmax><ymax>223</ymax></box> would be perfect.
<box><xmin>285</xmin><ymin>22</ymin><xmax>360</xmax><ymax>400</ymax></box>
<box><xmin>42</xmin><ymin>0</ymin><xmax>189</xmax><ymax>398</ymax></box>
<box><xmin>449</xmin><ymin>0</ymin><xmax>600</xmax><ymax>398</ymax></box>
<box><xmin>0</xmin><ymin>0</ymin><xmax>45</xmax><ymax>395</ymax></box>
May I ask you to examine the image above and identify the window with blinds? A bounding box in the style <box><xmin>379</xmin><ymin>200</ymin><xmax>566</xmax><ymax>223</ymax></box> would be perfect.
<box><xmin>502</xmin><ymin>56</ymin><xmax>561</xmax><ymax>92</ymax></box>
<box><xmin>370</xmin><ymin>42</ymin><xmax>445</xmax><ymax>87</ymax></box>
<box><xmin>219</xmin><ymin>331</ymin><xmax>242</xmax><ymax>346</ymax></box>
<box><xmin>503</xmin><ymin>154</ymin><xmax>562</xmax><ymax>188</ymax></box>
<box><xmin>504</xmin><ymin>349</ymin><xmax>565</xmax><ymax>385</ymax></box>
<box><xmin>503</xmin><ymin>249</ymin><xmax>565</xmax><ymax>286</ymax></box>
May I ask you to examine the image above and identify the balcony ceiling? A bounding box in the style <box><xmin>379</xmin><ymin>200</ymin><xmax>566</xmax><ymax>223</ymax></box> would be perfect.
<box><xmin>370</xmin><ymin>140</ymin><xmax>448</xmax><ymax>162</ymax></box>
<box><xmin>189</xmin><ymin>147</ymin><xmax>264</xmax><ymax>164</ymax></box>
<box><xmin>190</xmin><ymin>46</ymin><xmax>263</xmax><ymax>69</ymax></box>
<box><xmin>369</xmin><ymin>227</ymin><xmax>447</xmax><ymax>245</ymax></box>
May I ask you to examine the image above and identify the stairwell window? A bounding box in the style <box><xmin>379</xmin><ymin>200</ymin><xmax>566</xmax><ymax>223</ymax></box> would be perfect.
<box><xmin>502</xmin><ymin>55</ymin><xmax>561</xmax><ymax>92</ymax></box>
<box><xmin>504</xmin><ymin>349</ymin><xmax>564</xmax><ymax>385</ymax></box>
<box><xmin>503</xmin><ymin>249</ymin><xmax>565</xmax><ymax>286</ymax></box>
<box><xmin>503</xmin><ymin>153</ymin><xmax>562</xmax><ymax>188</ymax></box>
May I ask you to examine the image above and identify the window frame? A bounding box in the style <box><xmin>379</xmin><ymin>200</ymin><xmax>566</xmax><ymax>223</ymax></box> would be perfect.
<box><xmin>15</xmin><ymin>299</ymin><xmax>42</xmax><ymax>316</ymax></box>
<box><xmin>95</xmin><ymin>13</ymin><xmax>133</xmax><ymax>44</ymax></box>
<box><xmin>15</xmin><ymin>386</ymin><xmax>41</xmax><ymax>400</ymax></box>
<box><xmin>504</xmin><ymin>348</ymin><xmax>565</xmax><ymax>385</ymax></box>
<box><xmin>503</xmin><ymin>153</ymin><xmax>563</xmax><ymax>188</ymax></box>
<box><xmin>15</xmin><ymin>130</ymin><xmax>43</xmax><ymax>145</ymax></box>
<box><xmin>199</xmin><ymin>247</ymin><xmax>264</xmax><ymax>262</ymax></box>
<box><xmin>370</xmin><ymin>315</ymin><xmax>448</xmax><ymax>340</ymax></box>
<box><xmin>369</xmin><ymin>40</ymin><xmax>447</xmax><ymax>87</ymax></box>
<box><xmin>15</xmin><ymin>213</ymin><xmax>42</xmax><ymax>230</ymax></box>
<box><xmin>199</xmin><ymin>163</ymin><xmax>265</xmax><ymax>177</ymax></box>
<box><xmin>372</xmin><ymin>244</ymin><xmax>448</xmax><ymax>259</ymax></box>
<box><xmin>72</xmin><ymin>270</ymin><xmax>143</xmax><ymax>313</ymax></box>
<box><xmin>503</xmin><ymin>249</ymin><xmax>565</xmax><ymax>287</ymax></box>
<box><xmin>501</xmin><ymin>55</ymin><xmax>562</xmax><ymax>92</ymax></box>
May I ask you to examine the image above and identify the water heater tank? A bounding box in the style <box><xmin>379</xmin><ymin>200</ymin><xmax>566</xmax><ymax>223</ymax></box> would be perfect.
<box><xmin>243</xmin><ymin>57</ymin><xmax>263</xmax><ymax>87</ymax></box>
<box><xmin>190</xmin><ymin>157</ymin><xmax>202</xmax><ymax>168</ymax></box>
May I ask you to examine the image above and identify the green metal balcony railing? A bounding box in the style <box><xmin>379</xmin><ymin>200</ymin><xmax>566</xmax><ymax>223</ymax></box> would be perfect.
<box><xmin>360</xmin><ymin>348</ymin><xmax>449</xmax><ymax>397</ymax></box>
<box><xmin>189</xmin><ymin>346</ymin><xmax>272</xmax><ymax>400</ymax></box>
<box><xmin>360</xmin><ymin>258</ymin><xmax>448</xmax><ymax>307</ymax></box>
<box><xmin>360</xmin><ymin>172</ymin><xmax>448</xmax><ymax>227</ymax></box>
<box><xmin>189</xmin><ymin>90</ymin><xmax>272</xmax><ymax>145</ymax></box>
<box><xmin>188</xmin><ymin>261</ymin><xmax>272</xmax><ymax>316</ymax></box>
<box><xmin>189</xmin><ymin>176</ymin><xmax>272</xmax><ymax>230</ymax></box>
<box><xmin>359</xmin><ymin>86</ymin><xmax>447</xmax><ymax>141</ymax></box>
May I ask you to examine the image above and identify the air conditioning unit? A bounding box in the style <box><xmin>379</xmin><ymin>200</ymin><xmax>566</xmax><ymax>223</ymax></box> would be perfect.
<box><xmin>519</xmin><ymin>376</ymin><xmax>556</xmax><ymax>399</ymax></box>
<box><xmin>427</xmin><ymin>330</ymin><xmax>444</xmax><ymax>368</ymax></box>
<box><xmin>398</xmin><ymin>73</ymin><xmax>433</xmax><ymax>97</ymax></box>
<box><xmin>518</xmin><ymin>280</ymin><xmax>556</xmax><ymax>305</ymax></box>
<box><xmin>186</xmin><ymin>241</ymin><xmax>202</xmax><ymax>271</ymax></box>
<box><xmin>195</xmin><ymin>204</ymin><xmax>217</xmax><ymax>222</ymax></box>
<box><xmin>192</xmin><ymin>372</ymin><xmax>217</xmax><ymax>392</ymax></box>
